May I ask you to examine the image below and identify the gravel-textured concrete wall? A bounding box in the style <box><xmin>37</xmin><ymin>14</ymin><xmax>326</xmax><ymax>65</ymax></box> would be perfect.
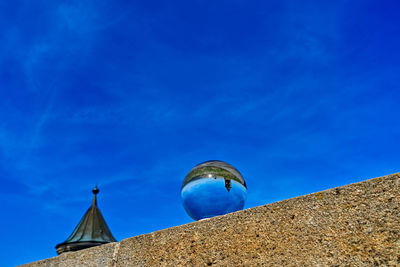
<box><xmin>21</xmin><ymin>173</ymin><xmax>400</xmax><ymax>266</ymax></box>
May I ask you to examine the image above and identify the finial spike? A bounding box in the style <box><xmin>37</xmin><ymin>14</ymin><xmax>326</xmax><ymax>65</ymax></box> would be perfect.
<box><xmin>92</xmin><ymin>185</ymin><xmax>99</xmax><ymax>195</ymax></box>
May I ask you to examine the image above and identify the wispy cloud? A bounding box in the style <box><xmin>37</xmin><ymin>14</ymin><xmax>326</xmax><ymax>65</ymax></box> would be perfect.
<box><xmin>58</xmin><ymin>1</ymin><xmax>131</xmax><ymax>34</ymax></box>
<box><xmin>22</xmin><ymin>88</ymin><xmax>57</xmax><ymax>162</ymax></box>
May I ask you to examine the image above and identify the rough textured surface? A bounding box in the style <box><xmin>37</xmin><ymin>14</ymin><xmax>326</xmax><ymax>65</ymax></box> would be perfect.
<box><xmin>21</xmin><ymin>242</ymin><xmax>118</xmax><ymax>267</ymax></box>
<box><xmin>21</xmin><ymin>173</ymin><xmax>400</xmax><ymax>267</ymax></box>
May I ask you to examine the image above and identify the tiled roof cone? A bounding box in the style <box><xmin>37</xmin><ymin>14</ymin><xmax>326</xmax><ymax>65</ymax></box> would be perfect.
<box><xmin>55</xmin><ymin>186</ymin><xmax>117</xmax><ymax>255</ymax></box>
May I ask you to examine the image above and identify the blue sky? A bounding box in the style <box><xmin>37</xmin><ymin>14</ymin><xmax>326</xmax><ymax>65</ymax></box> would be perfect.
<box><xmin>1</xmin><ymin>0</ymin><xmax>399</xmax><ymax>265</ymax></box>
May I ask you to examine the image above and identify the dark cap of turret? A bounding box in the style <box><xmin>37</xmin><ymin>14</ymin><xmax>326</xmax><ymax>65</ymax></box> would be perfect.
<box><xmin>55</xmin><ymin>186</ymin><xmax>117</xmax><ymax>255</ymax></box>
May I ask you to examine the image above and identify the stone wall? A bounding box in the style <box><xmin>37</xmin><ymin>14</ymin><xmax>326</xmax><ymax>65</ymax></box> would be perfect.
<box><xmin>21</xmin><ymin>172</ymin><xmax>400</xmax><ymax>266</ymax></box>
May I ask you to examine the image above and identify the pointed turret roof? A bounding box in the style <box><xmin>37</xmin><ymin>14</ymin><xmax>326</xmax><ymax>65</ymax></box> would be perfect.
<box><xmin>55</xmin><ymin>186</ymin><xmax>117</xmax><ymax>255</ymax></box>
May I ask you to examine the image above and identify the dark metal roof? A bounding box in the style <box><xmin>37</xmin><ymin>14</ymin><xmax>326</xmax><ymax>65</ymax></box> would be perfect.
<box><xmin>55</xmin><ymin>186</ymin><xmax>117</xmax><ymax>255</ymax></box>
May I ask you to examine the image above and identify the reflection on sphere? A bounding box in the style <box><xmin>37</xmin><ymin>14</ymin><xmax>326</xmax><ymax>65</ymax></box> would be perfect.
<box><xmin>181</xmin><ymin>160</ymin><xmax>247</xmax><ymax>221</ymax></box>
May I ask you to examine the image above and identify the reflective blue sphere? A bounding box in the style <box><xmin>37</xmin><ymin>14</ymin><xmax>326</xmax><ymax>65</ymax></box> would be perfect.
<box><xmin>181</xmin><ymin>160</ymin><xmax>247</xmax><ymax>221</ymax></box>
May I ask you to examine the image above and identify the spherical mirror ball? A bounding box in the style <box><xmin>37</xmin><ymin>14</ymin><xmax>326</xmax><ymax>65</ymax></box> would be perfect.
<box><xmin>181</xmin><ymin>160</ymin><xmax>247</xmax><ymax>221</ymax></box>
